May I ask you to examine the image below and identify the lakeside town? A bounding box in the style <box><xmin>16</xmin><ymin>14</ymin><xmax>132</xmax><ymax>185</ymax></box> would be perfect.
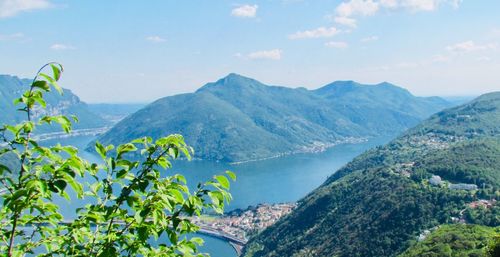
<box><xmin>193</xmin><ymin>203</ymin><xmax>297</xmax><ymax>241</ymax></box>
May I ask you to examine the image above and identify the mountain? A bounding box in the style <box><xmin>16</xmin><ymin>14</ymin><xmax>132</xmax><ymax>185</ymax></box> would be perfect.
<box><xmin>242</xmin><ymin>92</ymin><xmax>500</xmax><ymax>257</ymax></box>
<box><xmin>0</xmin><ymin>75</ymin><xmax>109</xmax><ymax>133</ymax></box>
<box><xmin>92</xmin><ymin>74</ymin><xmax>452</xmax><ymax>162</ymax></box>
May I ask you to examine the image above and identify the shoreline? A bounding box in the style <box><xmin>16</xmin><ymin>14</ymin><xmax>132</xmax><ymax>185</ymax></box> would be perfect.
<box><xmin>33</xmin><ymin>126</ymin><xmax>111</xmax><ymax>141</ymax></box>
<box><xmin>229</xmin><ymin>137</ymin><xmax>369</xmax><ymax>165</ymax></box>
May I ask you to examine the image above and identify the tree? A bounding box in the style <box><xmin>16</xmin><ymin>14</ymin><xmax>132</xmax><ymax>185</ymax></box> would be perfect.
<box><xmin>0</xmin><ymin>63</ymin><xmax>235</xmax><ymax>256</ymax></box>
<box><xmin>488</xmin><ymin>233</ymin><xmax>500</xmax><ymax>257</ymax></box>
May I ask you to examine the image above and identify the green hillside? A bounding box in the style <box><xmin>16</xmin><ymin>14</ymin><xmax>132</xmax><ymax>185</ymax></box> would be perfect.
<box><xmin>0</xmin><ymin>75</ymin><xmax>109</xmax><ymax>133</ymax></box>
<box><xmin>399</xmin><ymin>225</ymin><xmax>500</xmax><ymax>257</ymax></box>
<box><xmin>94</xmin><ymin>74</ymin><xmax>452</xmax><ymax>162</ymax></box>
<box><xmin>243</xmin><ymin>92</ymin><xmax>500</xmax><ymax>257</ymax></box>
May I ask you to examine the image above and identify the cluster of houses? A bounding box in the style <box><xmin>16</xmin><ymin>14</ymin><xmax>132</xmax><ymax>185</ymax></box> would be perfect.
<box><xmin>197</xmin><ymin>203</ymin><xmax>296</xmax><ymax>240</ymax></box>
<box><xmin>405</xmin><ymin>133</ymin><xmax>465</xmax><ymax>151</ymax></box>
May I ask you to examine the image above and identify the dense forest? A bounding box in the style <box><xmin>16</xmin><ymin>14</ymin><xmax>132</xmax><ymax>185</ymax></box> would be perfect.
<box><xmin>399</xmin><ymin>225</ymin><xmax>499</xmax><ymax>257</ymax></box>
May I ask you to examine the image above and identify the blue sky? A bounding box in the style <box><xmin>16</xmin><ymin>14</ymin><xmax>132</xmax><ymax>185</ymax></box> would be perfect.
<box><xmin>1</xmin><ymin>0</ymin><xmax>499</xmax><ymax>102</ymax></box>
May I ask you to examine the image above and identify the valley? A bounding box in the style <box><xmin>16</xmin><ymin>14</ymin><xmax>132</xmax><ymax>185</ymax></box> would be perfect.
<box><xmin>4</xmin><ymin>71</ymin><xmax>498</xmax><ymax>257</ymax></box>
<box><xmin>3</xmin><ymin>2</ymin><xmax>499</xmax><ymax>256</ymax></box>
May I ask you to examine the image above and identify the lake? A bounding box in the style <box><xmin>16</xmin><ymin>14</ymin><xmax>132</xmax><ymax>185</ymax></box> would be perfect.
<box><xmin>41</xmin><ymin>135</ymin><xmax>392</xmax><ymax>256</ymax></box>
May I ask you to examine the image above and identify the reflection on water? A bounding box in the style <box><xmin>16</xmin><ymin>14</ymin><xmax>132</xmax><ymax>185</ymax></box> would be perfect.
<box><xmin>40</xmin><ymin>135</ymin><xmax>392</xmax><ymax>257</ymax></box>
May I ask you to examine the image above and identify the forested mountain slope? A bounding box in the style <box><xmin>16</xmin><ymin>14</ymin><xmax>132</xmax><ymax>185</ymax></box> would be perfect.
<box><xmin>243</xmin><ymin>92</ymin><xmax>500</xmax><ymax>257</ymax></box>
<box><xmin>94</xmin><ymin>74</ymin><xmax>451</xmax><ymax>162</ymax></box>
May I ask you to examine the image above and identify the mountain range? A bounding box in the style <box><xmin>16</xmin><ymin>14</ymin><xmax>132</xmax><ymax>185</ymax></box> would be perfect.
<box><xmin>0</xmin><ymin>75</ymin><xmax>109</xmax><ymax>133</ymax></box>
<box><xmin>243</xmin><ymin>92</ymin><xmax>500</xmax><ymax>257</ymax></box>
<box><xmin>93</xmin><ymin>73</ymin><xmax>452</xmax><ymax>162</ymax></box>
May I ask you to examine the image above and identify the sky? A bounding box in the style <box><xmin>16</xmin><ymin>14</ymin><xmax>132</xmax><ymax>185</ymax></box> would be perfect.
<box><xmin>0</xmin><ymin>0</ymin><xmax>499</xmax><ymax>103</ymax></box>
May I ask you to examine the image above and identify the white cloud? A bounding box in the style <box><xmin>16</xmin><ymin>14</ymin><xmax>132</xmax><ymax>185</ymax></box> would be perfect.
<box><xmin>325</xmin><ymin>41</ymin><xmax>349</xmax><ymax>48</ymax></box>
<box><xmin>231</xmin><ymin>4</ymin><xmax>258</xmax><ymax>18</ymax></box>
<box><xmin>361</xmin><ymin>35</ymin><xmax>379</xmax><ymax>42</ymax></box>
<box><xmin>50</xmin><ymin>43</ymin><xmax>75</xmax><ymax>51</ymax></box>
<box><xmin>334</xmin><ymin>16</ymin><xmax>357</xmax><ymax>28</ymax></box>
<box><xmin>380</xmin><ymin>0</ymin><xmax>398</xmax><ymax>8</ymax></box>
<box><xmin>336</xmin><ymin>0</ymin><xmax>379</xmax><ymax>17</ymax></box>
<box><xmin>289</xmin><ymin>26</ymin><xmax>340</xmax><ymax>39</ymax></box>
<box><xmin>402</xmin><ymin>0</ymin><xmax>439</xmax><ymax>11</ymax></box>
<box><xmin>0</xmin><ymin>32</ymin><xmax>24</xmax><ymax>41</ymax></box>
<box><xmin>247</xmin><ymin>49</ymin><xmax>282</xmax><ymax>60</ymax></box>
<box><xmin>332</xmin><ymin>0</ymin><xmax>378</xmax><ymax>29</ymax></box>
<box><xmin>446</xmin><ymin>41</ymin><xmax>497</xmax><ymax>53</ymax></box>
<box><xmin>331</xmin><ymin>0</ymin><xmax>462</xmax><ymax>29</ymax></box>
<box><xmin>381</xmin><ymin>0</ymin><xmax>462</xmax><ymax>11</ymax></box>
<box><xmin>400</xmin><ymin>0</ymin><xmax>462</xmax><ymax>11</ymax></box>
<box><xmin>146</xmin><ymin>36</ymin><xmax>166</xmax><ymax>43</ymax></box>
<box><xmin>0</xmin><ymin>0</ymin><xmax>52</xmax><ymax>18</ymax></box>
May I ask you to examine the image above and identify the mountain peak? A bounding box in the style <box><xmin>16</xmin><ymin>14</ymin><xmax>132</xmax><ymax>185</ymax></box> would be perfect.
<box><xmin>196</xmin><ymin>73</ymin><xmax>264</xmax><ymax>93</ymax></box>
<box><xmin>313</xmin><ymin>80</ymin><xmax>363</xmax><ymax>96</ymax></box>
<box><xmin>376</xmin><ymin>81</ymin><xmax>395</xmax><ymax>87</ymax></box>
<box><xmin>224</xmin><ymin>72</ymin><xmax>246</xmax><ymax>79</ymax></box>
<box><xmin>314</xmin><ymin>80</ymin><xmax>414</xmax><ymax>98</ymax></box>
<box><xmin>218</xmin><ymin>73</ymin><xmax>257</xmax><ymax>84</ymax></box>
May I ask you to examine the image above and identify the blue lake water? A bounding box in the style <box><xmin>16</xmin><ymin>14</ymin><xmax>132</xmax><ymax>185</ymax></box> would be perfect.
<box><xmin>41</xmin><ymin>135</ymin><xmax>392</xmax><ymax>256</ymax></box>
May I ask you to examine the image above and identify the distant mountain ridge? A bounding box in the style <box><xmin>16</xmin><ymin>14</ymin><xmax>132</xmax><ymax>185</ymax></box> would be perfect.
<box><xmin>0</xmin><ymin>75</ymin><xmax>109</xmax><ymax>133</ymax></box>
<box><xmin>243</xmin><ymin>92</ymin><xmax>500</xmax><ymax>257</ymax></box>
<box><xmin>93</xmin><ymin>73</ymin><xmax>452</xmax><ymax>162</ymax></box>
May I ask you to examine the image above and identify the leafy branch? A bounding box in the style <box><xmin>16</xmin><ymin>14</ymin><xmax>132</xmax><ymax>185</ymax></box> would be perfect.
<box><xmin>0</xmin><ymin>64</ymin><xmax>235</xmax><ymax>257</ymax></box>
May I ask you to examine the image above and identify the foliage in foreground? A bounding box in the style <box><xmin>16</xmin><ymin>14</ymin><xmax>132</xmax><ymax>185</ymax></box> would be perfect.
<box><xmin>0</xmin><ymin>63</ymin><xmax>235</xmax><ymax>256</ymax></box>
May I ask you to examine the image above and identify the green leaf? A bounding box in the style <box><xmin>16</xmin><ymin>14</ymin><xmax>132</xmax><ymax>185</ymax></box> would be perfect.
<box><xmin>116</xmin><ymin>169</ymin><xmax>127</xmax><ymax>179</ymax></box>
<box><xmin>214</xmin><ymin>175</ymin><xmax>230</xmax><ymax>190</ymax></box>
<box><xmin>190</xmin><ymin>237</ymin><xmax>204</xmax><ymax>246</ymax></box>
<box><xmin>49</xmin><ymin>179</ymin><xmax>67</xmax><ymax>193</ymax></box>
<box><xmin>226</xmin><ymin>170</ymin><xmax>236</xmax><ymax>181</ymax></box>
<box><xmin>0</xmin><ymin>164</ymin><xmax>11</xmax><ymax>175</ymax></box>
<box><xmin>39</xmin><ymin>73</ymin><xmax>63</xmax><ymax>94</ymax></box>
<box><xmin>31</xmin><ymin>91</ymin><xmax>46</xmax><ymax>108</ymax></box>
<box><xmin>95</xmin><ymin>141</ymin><xmax>106</xmax><ymax>159</ymax></box>
<box><xmin>32</xmin><ymin>80</ymin><xmax>50</xmax><ymax>91</ymax></box>
<box><xmin>116</xmin><ymin>143</ymin><xmax>137</xmax><ymax>158</ymax></box>
<box><xmin>168</xmin><ymin>188</ymin><xmax>185</xmax><ymax>203</ymax></box>
<box><xmin>51</xmin><ymin>63</ymin><xmax>62</xmax><ymax>81</ymax></box>
<box><xmin>64</xmin><ymin>173</ymin><xmax>83</xmax><ymax>198</ymax></box>
<box><xmin>157</xmin><ymin>156</ymin><xmax>170</xmax><ymax>169</ymax></box>
<box><xmin>54</xmin><ymin>115</ymin><xmax>72</xmax><ymax>133</ymax></box>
